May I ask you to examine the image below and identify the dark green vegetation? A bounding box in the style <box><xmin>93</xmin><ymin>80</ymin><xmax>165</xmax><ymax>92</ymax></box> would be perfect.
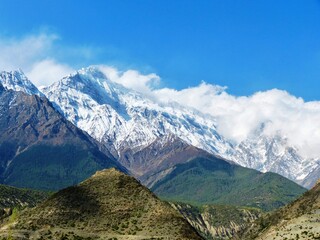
<box><xmin>0</xmin><ymin>184</ymin><xmax>48</xmax><ymax>226</ymax></box>
<box><xmin>4</xmin><ymin>144</ymin><xmax>118</xmax><ymax>191</ymax></box>
<box><xmin>240</xmin><ymin>180</ymin><xmax>320</xmax><ymax>240</ymax></box>
<box><xmin>0</xmin><ymin>184</ymin><xmax>48</xmax><ymax>209</ymax></box>
<box><xmin>0</xmin><ymin>168</ymin><xmax>202</xmax><ymax>240</ymax></box>
<box><xmin>172</xmin><ymin>202</ymin><xmax>261</xmax><ymax>240</ymax></box>
<box><xmin>0</xmin><ymin>85</ymin><xmax>126</xmax><ymax>190</ymax></box>
<box><xmin>152</xmin><ymin>156</ymin><xmax>306</xmax><ymax>211</ymax></box>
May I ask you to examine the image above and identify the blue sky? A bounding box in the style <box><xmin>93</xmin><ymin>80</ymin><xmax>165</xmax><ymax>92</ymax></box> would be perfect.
<box><xmin>0</xmin><ymin>0</ymin><xmax>320</xmax><ymax>100</ymax></box>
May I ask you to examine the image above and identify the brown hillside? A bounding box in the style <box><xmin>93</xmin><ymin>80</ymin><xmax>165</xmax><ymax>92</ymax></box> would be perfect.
<box><xmin>240</xmin><ymin>179</ymin><xmax>320</xmax><ymax>240</ymax></box>
<box><xmin>0</xmin><ymin>168</ymin><xmax>202</xmax><ymax>240</ymax></box>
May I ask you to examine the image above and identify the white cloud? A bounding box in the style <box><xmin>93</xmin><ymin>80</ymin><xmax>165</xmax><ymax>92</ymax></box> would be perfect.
<box><xmin>27</xmin><ymin>59</ymin><xmax>74</xmax><ymax>87</ymax></box>
<box><xmin>0</xmin><ymin>33</ymin><xmax>58</xmax><ymax>71</ymax></box>
<box><xmin>98</xmin><ymin>65</ymin><xmax>160</xmax><ymax>94</ymax></box>
<box><xmin>154</xmin><ymin>83</ymin><xmax>320</xmax><ymax>159</ymax></box>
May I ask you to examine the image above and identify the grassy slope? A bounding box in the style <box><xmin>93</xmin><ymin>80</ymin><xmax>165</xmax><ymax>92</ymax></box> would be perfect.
<box><xmin>152</xmin><ymin>157</ymin><xmax>306</xmax><ymax>211</ymax></box>
<box><xmin>2</xmin><ymin>169</ymin><xmax>202</xmax><ymax>240</ymax></box>
<box><xmin>0</xmin><ymin>184</ymin><xmax>48</xmax><ymax>209</ymax></box>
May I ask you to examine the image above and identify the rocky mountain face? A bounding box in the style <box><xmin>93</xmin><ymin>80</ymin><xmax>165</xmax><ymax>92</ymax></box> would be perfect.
<box><xmin>0</xmin><ymin>80</ymin><xmax>125</xmax><ymax>190</ymax></box>
<box><xmin>240</xmin><ymin>179</ymin><xmax>320</xmax><ymax>240</ymax></box>
<box><xmin>171</xmin><ymin>202</ymin><xmax>261</xmax><ymax>240</ymax></box>
<box><xmin>232</xmin><ymin>128</ymin><xmax>320</xmax><ymax>188</ymax></box>
<box><xmin>0</xmin><ymin>168</ymin><xmax>203</xmax><ymax>240</ymax></box>
<box><xmin>118</xmin><ymin>134</ymin><xmax>218</xmax><ymax>187</ymax></box>
<box><xmin>301</xmin><ymin>164</ymin><xmax>320</xmax><ymax>189</ymax></box>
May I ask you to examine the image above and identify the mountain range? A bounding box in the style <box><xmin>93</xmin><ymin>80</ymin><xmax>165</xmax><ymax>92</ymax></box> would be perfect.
<box><xmin>0</xmin><ymin>67</ymin><xmax>317</xmax><ymax>188</ymax></box>
<box><xmin>0</xmin><ymin>70</ymin><xmax>307</xmax><ymax>213</ymax></box>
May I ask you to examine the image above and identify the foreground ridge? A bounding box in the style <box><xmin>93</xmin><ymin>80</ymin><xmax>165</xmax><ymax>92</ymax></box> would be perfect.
<box><xmin>0</xmin><ymin>168</ymin><xmax>203</xmax><ymax>240</ymax></box>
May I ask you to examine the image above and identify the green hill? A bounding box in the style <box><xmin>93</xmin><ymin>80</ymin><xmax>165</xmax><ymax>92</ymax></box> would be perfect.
<box><xmin>0</xmin><ymin>168</ymin><xmax>203</xmax><ymax>240</ymax></box>
<box><xmin>0</xmin><ymin>184</ymin><xmax>48</xmax><ymax>223</ymax></box>
<box><xmin>151</xmin><ymin>156</ymin><xmax>306</xmax><ymax>211</ymax></box>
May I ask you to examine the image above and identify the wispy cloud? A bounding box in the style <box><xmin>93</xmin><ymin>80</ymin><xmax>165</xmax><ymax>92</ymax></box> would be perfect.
<box><xmin>0</xmin><ymin>33</ymin><xmax>57</xmax><ymax>70</ymax></box>
<box><xmin>99</xmin><ymin>65</ymin><xmax>160</xmax><ymax>94</ymax></box>
<box><xmin>28</xmin><ymin>59</ymin><xmax>74</xmax><ymax>87</ymax></box>
<box><xmin>0</xmin><ymin>32</ymin><xmax>97</xmax><ymax>86</ymax></box>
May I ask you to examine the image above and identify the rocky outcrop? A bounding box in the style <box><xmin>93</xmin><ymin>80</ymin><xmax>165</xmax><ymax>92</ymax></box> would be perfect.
<box><xmin>171</xmin><ymin>202</ymin><xmax>261</xmax><ymax>240</ymax></box>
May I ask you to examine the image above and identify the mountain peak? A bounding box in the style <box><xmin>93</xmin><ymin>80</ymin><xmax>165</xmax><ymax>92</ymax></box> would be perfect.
<box><xmin>46</xmin><ymin>66</ymin><xmax>125</xmax><ymax>102</ymax></box>
<box><xmin>90</xmin><ymin>167</ymin><xmax>121</xmax><ymax>179</ymax></box>
<box><xmin>77</xmin><ymin>66</ymin><xmax>106</xmax><ymax>78</ymax></box>
<box><xmin>66</xmin><ymin>66</ymin><xmax>114</xmax><ymax>88</ymax></box>
<box><xmin>0</xmin><ymin>69</ymin><xmax>42</xmax><ymax>96</ymax></box>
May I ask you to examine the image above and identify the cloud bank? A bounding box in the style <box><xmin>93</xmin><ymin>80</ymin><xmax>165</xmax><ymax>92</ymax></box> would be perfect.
<box><xmin>1</xmin><ymin>32</ymin><xmax>320</xmax><ymax>159</ymax></box>
<box><xmin>156</xmin><ymin>85</ymin><xmax>320</xmax><ymax>159</ymax></box>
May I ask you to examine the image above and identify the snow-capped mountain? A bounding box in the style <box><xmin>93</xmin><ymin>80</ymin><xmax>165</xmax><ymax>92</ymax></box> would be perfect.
<box><xmin>0</xmin><ymin>70</ymin><xmax>42</xmax><ymax>96</ymax></box>
<box><xmin>231</xmin><ymin>127</ymin><xmax>319</xmax><ymax>187</ymax></box>
<box><xmin>41</xmin><ymin>67</ymin><xmax>234</xmax><ymax>158</ymax></box>
<box><xmin>1</xmin><ymin>68</ymin><xmax>318</xmax><ymax>188</ymax></box>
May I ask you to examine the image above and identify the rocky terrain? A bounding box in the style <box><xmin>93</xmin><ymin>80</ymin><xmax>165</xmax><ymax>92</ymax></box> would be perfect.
<box><xmin>118</xmin><ymin>134</ymin><xmax>218</xmax><ymax>187</ymax></box>
<box><xmin>240</xmin><ymin>179</ymin><xmax>320</xmax><ymax>239</ymax></box>
<box><xmin>171</xmin><ymin>202</ymin><xmax>261</xmax><ymax>240</ymax></box>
